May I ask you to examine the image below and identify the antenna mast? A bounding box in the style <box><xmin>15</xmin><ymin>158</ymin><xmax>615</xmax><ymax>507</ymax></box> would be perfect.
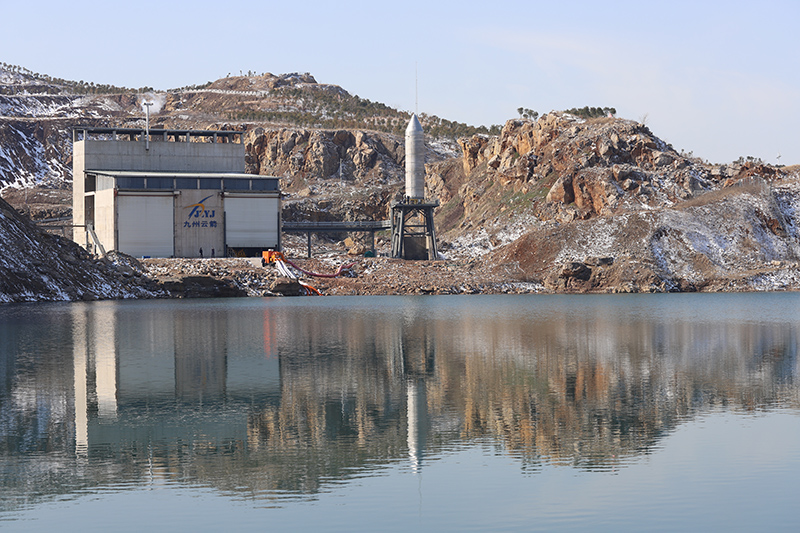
<box><xmin>415</xmin><ymin>62</ymin><xmax>418</xmax><ymax>115</ymax></box>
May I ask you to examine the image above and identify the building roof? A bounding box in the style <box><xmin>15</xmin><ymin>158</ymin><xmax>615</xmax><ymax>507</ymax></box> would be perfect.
<box><xmin>73</xmin><ymin>127</ymin><xmax>243</xmax><ymax>143</ymax></box>
<box><xmin>86</xmin><ymin>170</ymin><xmax>278</xmax><ymax>180</ymax></box>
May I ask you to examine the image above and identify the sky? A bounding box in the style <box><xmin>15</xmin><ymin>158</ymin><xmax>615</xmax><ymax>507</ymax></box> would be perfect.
<box><xmin>2</xmin><ymin>0</ymin><xmax>798</xmax><ymax>165</ymax></box>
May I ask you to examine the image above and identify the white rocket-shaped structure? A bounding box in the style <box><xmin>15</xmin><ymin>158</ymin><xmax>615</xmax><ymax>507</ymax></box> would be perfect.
<box><xmin>405</xmin><ymin>114</ymin><xmax>425</xmax><ymax>200</ymax></box>
<box><xmin>391</xmin><ymin>113</ymin><xmax>438</xmax><ymax>260</ymax></box>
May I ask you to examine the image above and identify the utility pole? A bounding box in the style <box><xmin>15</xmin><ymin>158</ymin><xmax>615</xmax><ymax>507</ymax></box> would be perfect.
<box><xmin>144</xmin><ymin>101</ymin><xmax>153</xmax><ymax>151</ymax></box>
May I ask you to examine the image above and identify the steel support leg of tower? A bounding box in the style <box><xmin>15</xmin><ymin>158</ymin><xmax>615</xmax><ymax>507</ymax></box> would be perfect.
<box><xmin>390</xmin><ymin>202</ymin><xmax>439</xmax><ymax>260</ymax></box>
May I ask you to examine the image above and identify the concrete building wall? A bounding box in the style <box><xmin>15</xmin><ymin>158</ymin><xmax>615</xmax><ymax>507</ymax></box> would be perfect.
<box><xmin>73</xmin><ymin>141</ymin><xmax>87</xmax><ymax>230</ymax></box>
<box><xmin>94</xmin><ymin>189</ymin><xmax>116</xmax><ymax>252</ymax></box>
<box><xmin>77</xmin><ymin>139</ymin><xmax>244</xmax><ymax>174</ymax></box>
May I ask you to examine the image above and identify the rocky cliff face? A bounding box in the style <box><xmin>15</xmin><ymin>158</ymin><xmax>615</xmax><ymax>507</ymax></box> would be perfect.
<box><xmin>244</xmin><ymin>126</ymin><xmax>459</xmax><ymax>223</ymax></box>
<box><xmin>245</xmin><ymin>127</ymin><xmax>405</xmax><ymax>187</ymax></box>
<box><xmin>438</xmin><ymin>114</ymin><xmax>713</xmax><ymax>225</ymax></box>
<box><xmin>426</xmin><ymin>113</ymin><xmax>800</xmax><ymax>292</ymax></box>
<box><xmin>0</xmin><ymin>119</ymin><xmax>74</xmax><ymax>188</ymax></box>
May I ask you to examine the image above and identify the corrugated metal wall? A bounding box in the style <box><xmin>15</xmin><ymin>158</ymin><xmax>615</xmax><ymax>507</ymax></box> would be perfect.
<box><xmin>117</xmin><ymin>195</ymin><xmax>175</xmax><ymax>258</ymax></box>
<box><xmin>224</xmin><ymin>196</ymin><xmax>280</xmax><ymax>249</ymax></box>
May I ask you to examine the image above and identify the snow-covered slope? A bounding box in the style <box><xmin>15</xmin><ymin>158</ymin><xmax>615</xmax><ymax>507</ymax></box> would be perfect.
<box><xmin>488</xmin><ymin>178</ymin><xmax>800</xmax><ymax>292</ymax></box>
<box><xmin>0</xmin><ymin>196</ymin><xmax>162</xmax><ymax>302</ymax></box>
<box><xmin>0</xmin><ymin>120</ymin><xmax>71</xmax><ymax>188</ymax></box>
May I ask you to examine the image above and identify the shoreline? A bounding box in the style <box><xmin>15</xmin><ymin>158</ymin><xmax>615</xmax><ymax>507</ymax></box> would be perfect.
<box><xmin>138</xmin><ymin>254</ymin><xmax>800</xmax><ymax>299</ymax></box>
<box><xmin>3</xmin><ymin>251</ymin><xmax>799</xmax><ymax>304</ymax></box>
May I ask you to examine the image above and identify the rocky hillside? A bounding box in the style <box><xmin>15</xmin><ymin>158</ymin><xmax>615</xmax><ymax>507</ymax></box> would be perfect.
<box><xmin>426</xmin><ymin>113</ymin><xmax>800</xmax><ymax>292</ymax></box>
<box><xmin>432</xmin><ymin>113</ymin><xmax>753</xmax><ymax>240</ymax></box>
<box><xmin>0</xmin><ymin>65</ymin><xmax>471</xmax><ymax>190</ymax></box>
<box><xmin>0</xmin><ymin>64</ymin><xmax>465</xmax><ymax>225</ymax></box>
<box><xmin>3</xmin><ymin>61</ymin><xmax>800</xmax><ymax>300</ymax></box>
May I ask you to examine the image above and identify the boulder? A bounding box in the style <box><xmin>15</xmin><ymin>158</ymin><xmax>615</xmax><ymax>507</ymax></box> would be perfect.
<box><xmin>560</xmin><ymin>261</ymin><xmax>591</xmax><ymax>280</ymax></box>
<box><xmin>269</xmin><ymin>277</ymin><xmax>305</xmax><ymax>296</ymax></box>
<box><xmin>546</xmin><ymin>175</ymin><xmax>574</xmax><ymax>204</ymax></box>
<box><xmin>347</xmin><ymin>243</ymin><xmax>367</xmax><ymax>256</ymax></box>
<box><xmin>652</xmin><ymin>151</ymin><xmax>674</xmax><ymax>167</ymax></box>
<box><xmin>584</xmin><ymin>256</ymin><xmax>614</xmax><ymax>267</ymax></box>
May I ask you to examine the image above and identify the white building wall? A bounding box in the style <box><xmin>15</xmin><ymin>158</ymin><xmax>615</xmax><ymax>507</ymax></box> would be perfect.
<box><xmin>94</xmin><ymin>188</ymin><xmax>116</xmax><ymax>252</ymax></box>
<box><xmin>175</xmin><ymin>190</ymin><xmax>225</xmax><ymax>258</ymax></box>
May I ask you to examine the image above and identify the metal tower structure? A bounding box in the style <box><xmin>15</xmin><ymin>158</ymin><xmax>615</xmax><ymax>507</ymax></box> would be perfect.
<box><xmin>391</xmin><ymin>114</ymin><xmax>438</xmax><ymax>260</ymax></box>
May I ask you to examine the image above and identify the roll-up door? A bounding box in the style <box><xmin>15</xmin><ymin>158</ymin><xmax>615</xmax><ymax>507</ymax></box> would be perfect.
<box><xmin>117</xmin><ymin>195</ymin><xmax>174</xmax><ymax>257</ymax></box>
<box><xmin>224</xmin><ymin>196</ymin><xmax>279</xmax><ymax>249</ymax></box>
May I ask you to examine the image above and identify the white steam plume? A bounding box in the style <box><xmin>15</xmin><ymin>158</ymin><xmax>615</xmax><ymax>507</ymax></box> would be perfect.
<box><xmin>139</xmin><ymin>92</ymin><xmax>167</xmax><ymax>114</ymax></box>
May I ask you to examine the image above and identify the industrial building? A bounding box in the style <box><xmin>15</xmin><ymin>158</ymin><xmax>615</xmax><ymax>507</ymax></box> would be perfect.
<box><xmin>72</xmin><ymin>127</ymin><xmax>280</xmax><ymax>258</ymax></box>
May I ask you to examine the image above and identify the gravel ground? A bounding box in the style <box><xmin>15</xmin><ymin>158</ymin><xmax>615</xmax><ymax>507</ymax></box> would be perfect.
<box><xmin>141</xmin><ymin>252</ymin><xmax>543</xmax><ymax>297</ymax></box>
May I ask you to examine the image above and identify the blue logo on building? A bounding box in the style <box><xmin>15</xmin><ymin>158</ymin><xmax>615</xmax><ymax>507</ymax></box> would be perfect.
<box><xmin>184</xmin><ymin>195</ymin><xmax>218</xmax><ymax>228</ymax></box>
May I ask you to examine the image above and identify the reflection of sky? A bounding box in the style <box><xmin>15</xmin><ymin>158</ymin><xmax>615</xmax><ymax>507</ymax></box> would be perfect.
<box><xmin>4</xmin><ymin>411</ymin><xmax>798</xmax><ymax>532</ymax></box>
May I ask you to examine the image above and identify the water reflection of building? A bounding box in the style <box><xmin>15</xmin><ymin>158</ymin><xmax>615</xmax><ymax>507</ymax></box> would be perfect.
<box><xmin>69</xmin><ymin>303</ymin><xmax>281</xmax><ymax>458</ymax></box>
<box><xmin>174</xmin><ymin>312</ymin><xmax>227</xmax><ymax>401</ymax></box>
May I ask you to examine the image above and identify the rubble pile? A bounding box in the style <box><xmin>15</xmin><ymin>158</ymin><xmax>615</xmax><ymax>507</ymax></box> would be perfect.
<box><xmin>143</xmin><ymin>257</ymin><xmax>281</xmax><ymax>297</ymax></box>
<box><xmin>0</xmin><ymin>196</ymin><xmax>163</xmax><ymax>302</ymax></box>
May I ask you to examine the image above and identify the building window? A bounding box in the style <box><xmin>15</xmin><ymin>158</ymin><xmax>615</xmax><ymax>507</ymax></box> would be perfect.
<box><xmin>117</xmin><ymin>177</ymin><xmax>146</xmax><ymax>189</ymax></box>
<box><xmin>198</xmin><ymin>178</ymin><xmax>221</xmax><ymax>190</ymax></box>
<box><xmin>224</xmin><ymin>178</ymin><xmax>250</xmax><ymax>190</ymax></box>
<box><xmin>147</xmin><ymin>177</ymin><xmax>173</xmax><ymax>189</ymax></box>
<box><xmin>176</xmin><ymin>178</ymin><xmax>198</xmax><ymax>189</ymax></box>
<box><xmin>252</xmin><ymin>179</ymin><xmax>278</xmax><ymax>191</ymax></box>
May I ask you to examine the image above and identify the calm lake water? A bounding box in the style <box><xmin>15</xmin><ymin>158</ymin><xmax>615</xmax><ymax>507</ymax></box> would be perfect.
<box><xmin>1</xmin><ymin>293</ymin><xmax>799</xmax><ymax>531</ymax></box>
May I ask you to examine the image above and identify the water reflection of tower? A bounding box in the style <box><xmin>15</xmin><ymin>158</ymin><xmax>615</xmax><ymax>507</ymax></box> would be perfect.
<box><xmin>402</xmin><ymin>319</ymin><xmax>435</xmax><ymax>472</ymax></box>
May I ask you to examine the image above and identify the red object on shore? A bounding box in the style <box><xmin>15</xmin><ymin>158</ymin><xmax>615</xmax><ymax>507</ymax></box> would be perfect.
<box><xmin>262</xmin><ymin>251</ymin><xmax>354</xmax><ymax>278</ymax></box>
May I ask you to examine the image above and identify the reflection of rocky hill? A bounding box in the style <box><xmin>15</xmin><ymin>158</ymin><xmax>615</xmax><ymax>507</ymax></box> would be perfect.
<box><xmin>1</xmin><ymin>297</ymin><xmax>798</xmax><ymax>507</ymax></box>
<box><xmin>261</xmin><ymin>298</ymin><xmax>798</xmax><ymax>470</ymax></box>
<box><xmin>429</xmin><ymin>303</ymin><xmax>799</xmax><ymax>467</ymax></box>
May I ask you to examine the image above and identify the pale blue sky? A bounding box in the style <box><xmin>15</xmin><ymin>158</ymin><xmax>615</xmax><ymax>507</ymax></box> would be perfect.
<box><xmin>3</xmin><ymin>0</ymin><xmax>798</xmax><ymax>164</ymax></box>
